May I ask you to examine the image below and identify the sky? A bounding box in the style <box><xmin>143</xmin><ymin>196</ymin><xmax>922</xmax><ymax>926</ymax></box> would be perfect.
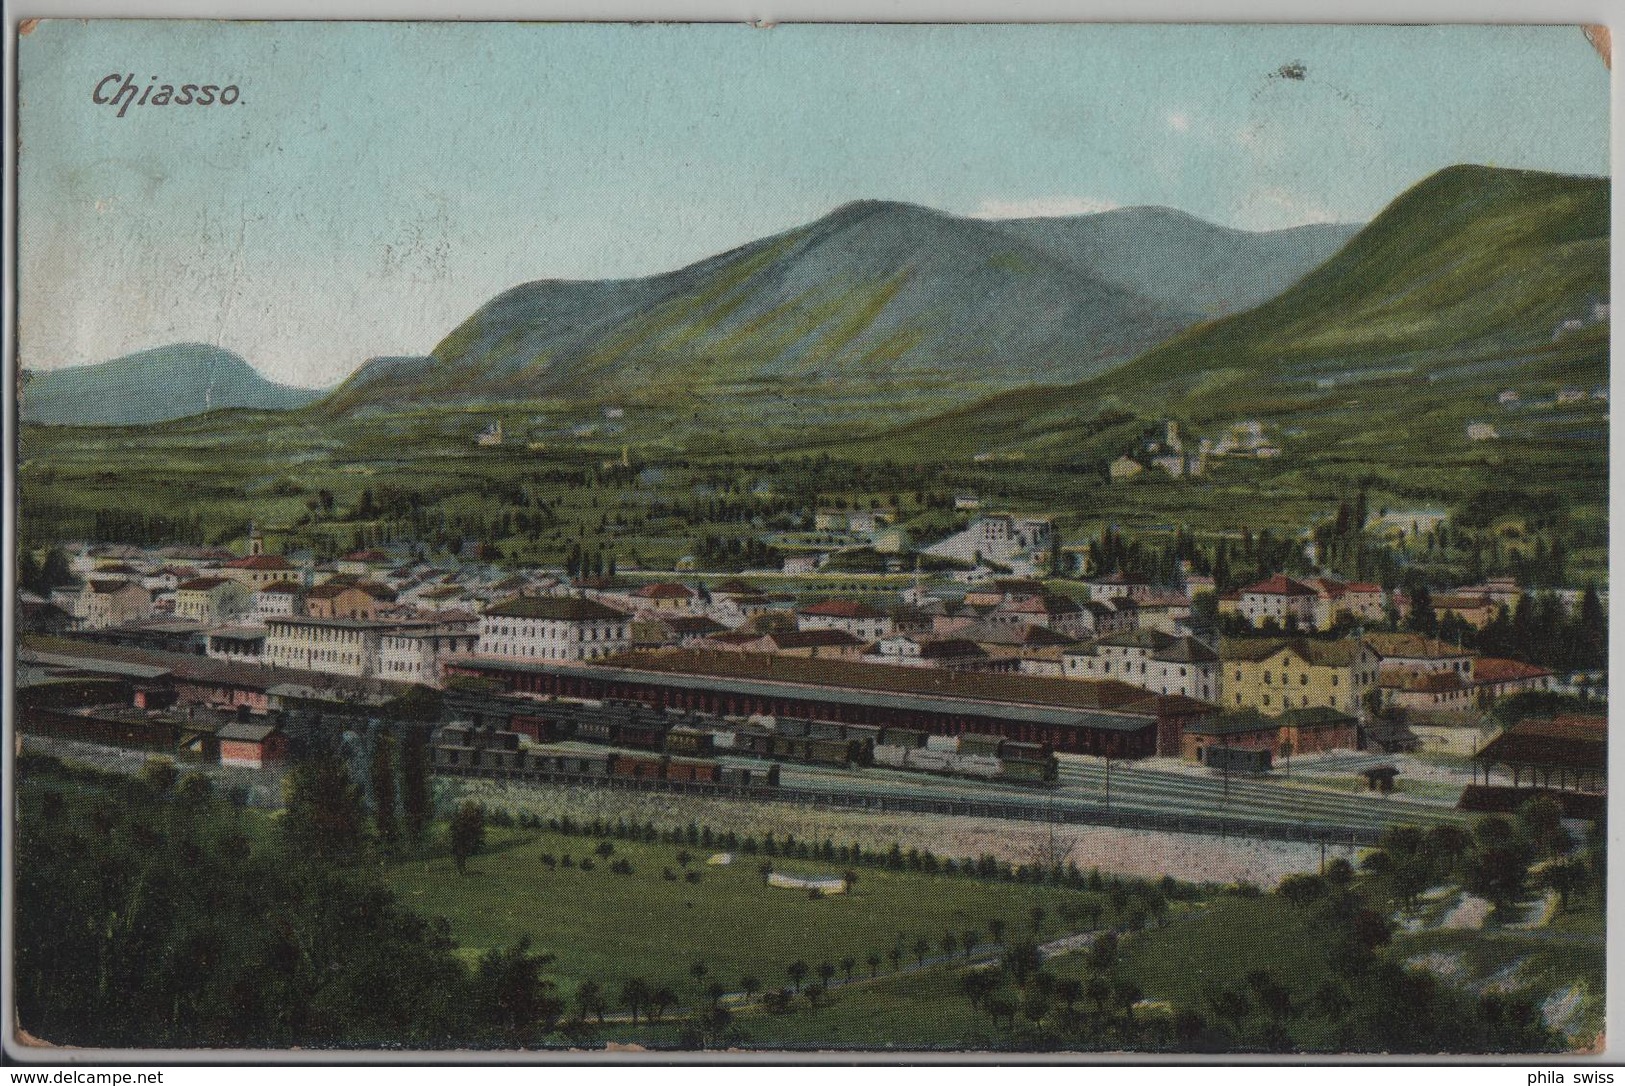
<box><xmin>17</xmin><ymin>21</ymin><xmax>1610</xmax><ymax>388</ymax></box>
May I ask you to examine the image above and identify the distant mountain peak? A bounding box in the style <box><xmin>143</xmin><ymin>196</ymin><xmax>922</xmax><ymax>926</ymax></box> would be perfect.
<box><xmin>21</xmin><ymin>343</ymin><xmax>322</xmax><ymax>427</ymax></box>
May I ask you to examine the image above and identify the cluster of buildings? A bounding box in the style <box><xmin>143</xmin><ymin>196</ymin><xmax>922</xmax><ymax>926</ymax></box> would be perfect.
<box><xmin>17</xmin><ymin>516</ymin><xmax>1583</xmax><ymax>772</ymax></box>
<box><xmin>1218</xmin><ymin>572</ymin><xmax>1603</xmax><ymax>633</ymax></box>
<box><xmin>1110</xmin><ymin>420</ymin><xmax>1282</xmax><ymax>482</ymax></box>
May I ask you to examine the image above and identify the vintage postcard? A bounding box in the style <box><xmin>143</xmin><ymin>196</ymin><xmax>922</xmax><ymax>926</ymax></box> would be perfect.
<box><xmin>8</xmin><ymin>19</ymin><xmax>1610</xmax><ymax>1058</ymax></box>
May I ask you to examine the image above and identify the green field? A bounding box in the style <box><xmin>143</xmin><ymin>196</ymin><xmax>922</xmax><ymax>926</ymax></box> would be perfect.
<box><xmin>385</xmin><ymin>822</ymin><xmax>1111</xmax><ymax>1007</ymax></box>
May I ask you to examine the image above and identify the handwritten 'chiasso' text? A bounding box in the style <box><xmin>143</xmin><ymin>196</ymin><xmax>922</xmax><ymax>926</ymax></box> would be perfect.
<box><xmin>92</xmin><ymin>74</ymin><xmax>242</xmax><ymax>117</ymax></box>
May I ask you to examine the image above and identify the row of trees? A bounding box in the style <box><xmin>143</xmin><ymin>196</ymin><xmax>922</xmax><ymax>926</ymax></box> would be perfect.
<box><xmin>13</xmin><ymin>754</ymin><xmax>561</xmax><ymax>1048</ymax></box>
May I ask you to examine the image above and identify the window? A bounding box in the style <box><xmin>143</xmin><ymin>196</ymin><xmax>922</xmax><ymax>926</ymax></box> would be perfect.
<box><xmin>1264</xmin><ymin>672</ymin><xmax>1272</xmax><ymax>685</ymax></box>
<box><xmin>1300</xmin><ymin>674</ymin><xmax>1309</xmax><ymax>686</ymax></box>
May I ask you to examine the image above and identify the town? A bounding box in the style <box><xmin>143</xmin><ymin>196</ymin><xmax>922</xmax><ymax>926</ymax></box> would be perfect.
<box><xmin>17</xmin><ymin>500</ymin><xmax>1605</xmax><ymax>823</ymax></box>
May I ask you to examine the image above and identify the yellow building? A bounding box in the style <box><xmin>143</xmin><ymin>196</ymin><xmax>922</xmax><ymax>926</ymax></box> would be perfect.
<box><xmin>175</xmin><ymin>576</ymin><xmax>253</xmax><ymax>624</ymax></box>
<box><xmin>1220</xmin><ymin>636</ymin><xmax>1380</xmax><ymax>716</ymax></box>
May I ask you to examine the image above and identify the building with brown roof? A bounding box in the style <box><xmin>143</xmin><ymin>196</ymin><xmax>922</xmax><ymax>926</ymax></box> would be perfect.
<box><xmin>1465</xmin><ymin>715</ymin><xmax>1605</xmax><ymax>820</ymax></box>
<box><xmin>304</xmin><ymin>580</ymin><xmax>396</xmax><ymax>620</ymax></box>
<box><xmin>1238</xmin><ymin>575</ymin><xmax>1319</xmax><ymax>628</ymax></box>
<box><xmin>222</xmin><ymin>553</ymin><xmax>300</xmax><ymax>589</ymax></box>
<box><xmin>796</xmin><ymin>598</ymin><xmax>894</xmax><ymax>640</ymax></box>
<box><xmin>478</xmin><ymin>595</ymin><xmax>630</xmax><ymax>662</ymax></box>
<box><xmin>443</xmin><ymin>649</ymin><xmax>1213</xmax><ymax>758</ymax></box>
<box><xmin>1471</xmin><ymin>657</ymin><xmax>1555</xmax><ymax>701</ymax></box>
<box><xmin>629</xmin><ymin>582</ymin><xmax>697</xmax><ymax>611</ymax></box>
<box><xmin>1220</xmin><ymin>636</ymin><xmax>1380</xmax><ymax>716</ymax></box>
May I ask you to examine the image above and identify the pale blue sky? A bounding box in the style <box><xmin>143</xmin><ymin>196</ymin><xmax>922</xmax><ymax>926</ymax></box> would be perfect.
<box><xmin>18</xmin><ymin>21</ymin><xmax>1609</xmax><ymax>387</ymax></box>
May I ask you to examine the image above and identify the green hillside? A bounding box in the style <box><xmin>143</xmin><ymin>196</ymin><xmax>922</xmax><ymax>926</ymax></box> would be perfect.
<box><xmin>320</xmin><ymin>200</ymin><xmax>1355</xmax><ymax>433</ymax></box>
<box><xmin>877</xmin><ymin>166</ymin><xmax>1607</xmax><ymax>469</ymax></box>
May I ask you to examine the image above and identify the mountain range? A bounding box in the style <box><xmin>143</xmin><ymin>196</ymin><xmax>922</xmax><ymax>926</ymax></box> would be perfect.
<box><xmin>22</xmin><ymin>166</ymin><xmax>1602</xmax><ymax>448</ymax></box>
<box><xmin>319</xmin><ymin>202</ymin><xmax>1358</xmax><ymax>417</ymax></box>
<box><xmin>878</xmin><ymin>164</ymin><xmax>1609</xmax><ymax>463</ymax></box>
<box><xmin>20</xmin><ymin>344</ymin><xmax>323</xmax><ymax>426</ymax></box>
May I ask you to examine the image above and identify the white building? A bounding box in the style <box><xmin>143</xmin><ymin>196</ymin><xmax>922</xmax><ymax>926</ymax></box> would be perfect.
<box><xmin>796</xmin><ymin>599</ymin><xmax>895</xmax><ymax>641</ymax></box>
<box><xmin>255</xmin><ymin>581</ymin><xmax>303</xmax><ymax>620</ymax></box>
<box><xmin>1062</xmin><ymin>630</ymin><xmax>1220</xmax><ymax>702</ymax></box>
<box><xmin>380</xmin><ymin>622</ymin><xmax>481</xmax><ymax>685</ymax></box>
<box><xmin>264</xmin><ymin>616</ymin><xmax>445</xmax><ymax>678</ymax></box>
<box><xmin>478</xmin><ymin>596</ymin><xmax>630</xmax><ymax>661</ymax></box>
<box><xmin>1238</xmin><ymin>575</ymin><xmax>1320</xmax><ymax>628</ymax></box>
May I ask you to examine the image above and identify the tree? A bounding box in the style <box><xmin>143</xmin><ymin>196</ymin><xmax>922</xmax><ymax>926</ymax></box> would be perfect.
<box><xmin>1056</xmin><ymin>978</ymin><xmax>1083</xmax><ymax>1016</ymax></box>
<box><xmin>887</xmin><ymin>946</ymin><xmax>902</xmax><ymax>972</ymax></box>
<box><xmin>141</xmin><ymin>757</ymin><xmax>178</xmax><ymax>797</ymax></box>
<box><xmin>740</xmin><ymin>974</ymin><xmax>762</xmax><ymax>1002</ymax></box>
<box><xmin>575</xmin><ymin>979</ymin><xmax>607</xmax><ymax>1024</ymax></box>
<box><xmin>648</xmin><ymin>986</ymin><xmax>677</xmax><ymax>1023</ymax></box>
<box><xmin>370</xmin><ymin>729</ymin><xmax>398</xmax><ymax>847</ymax></box>
<box><xmin>282</xmin><ymin>754</ymin><xmax>365</xmax><ymax>863</ymax></box>
<box><xmin>786</xmin><ymin>960</ymin><xmax>808</xmax><ymax>993</ymax></box>
<box><xmin>620</xmin><ymin>977</ymin><xmax>651</xmax><ymax>1026</ymax></box>
<box><xmin>962</xmin><ymin>930</ymin><xmax>981</xmax><ymax>959</ymax></box>
<box><xmin>1087</xmin><ymin>975</ymin><xmax>1114</xmax><ymax>1016</ymax></box>
<box><xmin>985</xmin><ymin>994</ymin><xmax>1016</xmax><ymax>1029</ymax></box>
<box><xmin>842</xmin><ymin>869</ymin><xmax>858</xmax><ymax>894</ymax></box>
<box><xmin>912</xmin><ymin>936</ymin><xmax>931</xmax><ymax>966</ymax></box>
<box><xmin>866</xmin><ymin>952</ymin><xmax>881</xmax><ymax>978</ymax></box>
<box><xmin>961</xmin><ymin>969</ymin><xmax>997</xmax><ymax>1011</ymax></box>
<box><xmin>1518</xmin><ymin>796</ymin><xmax>1569</xmax><ymax>858</ymax></box>
<box><xmin>988</xmin><ymin>917</ymin><xmax>1007</xmax><ymax>945</ymax></box>
<box><xmin>17</xmin><ymin>548</ymin><xmax>42</xmax><ymax>595</ymax></box>
<box><xmin>39</xmin><ymin>545</ymin><xmax>73</xmax><ymax>589</ymax></box>
<box><xmin>1536</xmin><ymin>858</ymin><xmax>1586</xmax><ymax>913</ymax></box>
<box><xmin>817</xmin><ymin>961</ymin><xmax>836</xmax><ymax>989</ymax></box>
<box><xmin>1464</xmin><ymin>839</ymin><xmax>1533</xmax><ymax>912</ymax></box>
<box><xmin>449</xmin><ymin>802</ymin><xmax>486</xmax><ymax>875</ymax></box>
<box><xmin>839</xmin><ymin>955</ymin><xmax>856</xmax><ymax>984</ymax></box>
<box><xmin>1089</xmin><ymin>931</ymin><xmax>1119</xmax><ymax>972</ymax></box>
<box><xmin>940</xmin><ymin>932</ymin><xmax>958</xmax><ymax>959</ymax></box>
<box><xmin>399</xmin><ymin>726</ymin><xmax>432</xmax><ymax>841</ymax></box>
<box><xmin>475</xmin><ymin>938</ymin><xmax>562</xmax><ymax>1040</ymax></box>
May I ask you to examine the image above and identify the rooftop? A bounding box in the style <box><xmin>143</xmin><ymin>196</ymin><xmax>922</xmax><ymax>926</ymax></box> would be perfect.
<box><xmin>1241</xmin><ymin>575</ymin><xmax>1317</xmax><ymax>597</ymax></box>
<box><xmin>450</xmin><ymin>651</ymin><xmax>1171</xmax><ymax>732</ymax></box>
<box><xmin>1475</xmin><ymin>716</ymin><xmax>1606</xmax><ymax>771</ymax></box>
<box><xmin>485</xmin><ymin>596</ymin><xmax>628</xmax><ymax>621</ymax></box>
<box><xmin>1364</xmin><ymin>632</ymin><xmax>1475</xmax><ymax>660</ymax></box>
<box><xmin>224</xmin><ymin>555</ymin><xmax>296</xmax><ymax>570</ymax></box>
<box><xmin>1473</xmin><ymin>657</ymin><xmax>1556</xmax><ymax>684</ymax></box>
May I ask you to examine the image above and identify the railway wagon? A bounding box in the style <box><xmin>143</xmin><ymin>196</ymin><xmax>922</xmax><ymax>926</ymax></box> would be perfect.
<box><xmin>610</xmin><ymin>752</ymin><xmax>666</xmax><ymax>780</ymax></box>
<box><xmin>879</xmin><ymin>726</ymin><xmax>929</xmax><ymax>749</ymax></box>
<box><xmin>997</xmin><ymin>756</ymin><xmax>1054</xmax><ymax>784</ymax></box>
<box><xmin>719</xmin><ymin>765</ymin><xmax>756</xmax><ymax>788</ymax></box>
<box><xmin>1000</xmin><ymin>739</ymin><xmax>1054</xmax><ymax>763</ymax></box>
<box><xmin>22</xmin><ymin>707</ymin><xmax>184</xmax><ymax>753</ymax></box>
<box><xmin>665</xmin><ymin>725</ymin><xmax>717</xmax><ymax>757</ymax></box>
<box><xmin>526</xmin><ymin>747</ymin><xmax>611</xmax><ymax>777</ymax></box>
<box><xmin>1202</xmin><ymin>744</ymin><xmax>1273</xmax><ymax>773</ymax></box>
<box><xmin>957</xmin><ymin>732</ymin><xmax>1006</xmax><ymax>758</ymax></box>
<box><xmin>665</xmin><ymin>757</ymin><xmax>721</xmax><ymax>784</ymax></box>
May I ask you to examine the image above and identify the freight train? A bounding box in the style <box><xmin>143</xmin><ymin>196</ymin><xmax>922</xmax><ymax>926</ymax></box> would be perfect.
<box><xmin>436</xmin><ymin>688</ymin><xmax>1059</xmax><ymax>787</ymax></box>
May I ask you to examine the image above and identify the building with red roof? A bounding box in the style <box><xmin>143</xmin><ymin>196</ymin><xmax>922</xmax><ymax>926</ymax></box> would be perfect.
<box><xmin>1238</xmin><ymin>575</ymin><xmax>1319</xmax><ymax>628</ymax></box>
<box><xmin>1471</xmin><ymin>657</ymin><xmax>1555</xmax><ymax>701</ymax></box>
<box><xmin>796</xmin><ymin>598</ymin><xmax>894</xmax><ymax>640</ymax></box>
